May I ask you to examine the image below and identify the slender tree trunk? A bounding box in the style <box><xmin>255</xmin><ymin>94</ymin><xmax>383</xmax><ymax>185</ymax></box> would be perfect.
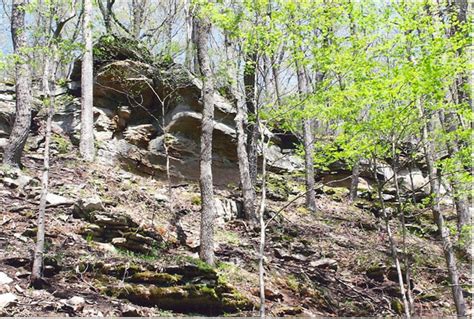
<box><xmin>373</xmin><ymin>159</ymin><xmax>411</xmax><ymax>318</ymax></box>
<box><xmin>349</xmin><ymin>158</ymin><xmax>361</xmax><ymax>202</ymax></box>
<box><xmin>296</xmin><ymin>62</ymin><xmax>316</xmax><ymax>211</ymax></box>
<box><xmin>244</xmin><ymin>53</ymin><xmax>259</xmax><ymax>186</ymax></box>
<box><xmin>191</xmin><ymin>18</ymin><xmax>200</xmax><ymax>75</ymax></box>
<box><xmin>272</xmin><ymin>46</ymin><xmax>285</xmax><ymax>106</ymax></box>
<box><xmin>131</xmin><ymin>0</ymin><xmax>146</xmax><ymax>39</ymax></box>
<box><xmin>79</xmin><ymin>0</ymin><xmax>95</xmax><ymax>161</ymax></box>
<box><xmin>438</xmin><ymin>110</ymin><xmax>471</xmax><ymax>236</ymax></box>
<box><xmin>392</xmin><ymin>143</ymin><xmax>414</xmax><ymax>315</ymax></box>
<box><xmin>184</xmin><ymin>0</ymin><xmax>193</xmax><ymax>71</ymax></box>
<box><xmin>164</xmin><ymin>1</ymin><xmax>174</xmax><ymax>55</ymax></box>
<box><xmin>3</xmin><ymin>0</ymin><xmax>31</xmax><ymax>168</ymax></box>
<box><xmin>97</xmin><ymin>0</ymin><xmax>113</xmax><ymax>33</ymax></box>
<box><xmin>31</xmin><ymin>54</ymin><xmax>55</xmax><ymax>288</ymax></box>
<box><xmin>407</xmin><ymin>162</ymin><xmax>417</xmax><ymax>204</ymax></box>
<box><xmin>262</xmin><ymin>54</ymin><xmax>275</xmax><ymax>104</ymax></box>
<box><xmin>418</xmin><ymin>101</ymin><xmax>467</xmax><ymax>316</ymax></box>
<box><xmin>271</xmin><ymin>61</ymin><xmax>281</xmax><ymax>106</ymax></box>
<box><xmin>258</xmin><ymin>126</ymin><xmax>268</xmax><ymax>318</ymax></box>
<box><xmin>443</xmin><ymin>0</ymin><xmax>471</xmax><ymax>237</ymax></box>
<box><xmin>194</xmin><ymin>8</ymin><xmax>216</xmax><ymax>266</ymax></box>
<box><xmin>226</xmin><ymin>36</ymin><xmax>257</xmax><ymax>224</ymax></box>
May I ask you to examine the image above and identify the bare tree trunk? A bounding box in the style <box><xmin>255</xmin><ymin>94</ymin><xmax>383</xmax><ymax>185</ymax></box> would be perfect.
<box><xmin>349</xmin><ymin>158</ymin><xmax>361</xmax><ymax>202</ymax></box>
<box><xmin>131</xmin><ymin>0</ymin><xmax>147</xmax><ymax>39</ymax></box>
<box><xmin>97</xmin><ymin>0</ymin><xmax>114</xmax><ymax>33</ymax></box>
<box><xmin>271</xmin><ymin>61</ymin><xmax>281</xmax><ymax>106</ymax></box>
<box><xmin>271</xmin><ymin>46</ymin><xmax>285</xmax><ymax>106</ymax></box>
<box><xmin>184</xmin><ymin>0</ymin><xmax>193</xmax><ymax>71</ymax></box>
<box><xmin>244</xmin><ymin>53</ymin><xmax>259</xmax><ymax>186</ymax></box>
<box><xmin>79</xmin><ymin>0</ymin><xmax>95</xmax><ymax>161</ymax></box>
<box><xmin>438</xmin><ymin>110</ymin><xmax>471</xmax><ymax>237</ymax></box>
<box><xmin>443</xmin><ymin>0</ymin><xmax>471</xmax><ymax>237</ymax></box>
<box><xmin>407</xmin><ymin>162</ymin><xmax>417</xmax><ymax>204</ymax></box>
<box><xmin>163</xmin><ymin>0</ymin><xmax>175</xmax><ymax>56</ymax></box>
<box><xmin>31</xmin><ymin>54</ymin><xmax>55</xmax><ymax>288</ymax></box>
<box><xmin>296</xmin><ymin>62</ymin><xmax>316</xmax><ymax>212</ymax></box>
<box><xmin>258</xmin><ymin>125</ymin><xmax>268</xmax><ymax>318</ymax></box>
<box><xmin>392</xmin><ymin>143</ymin><xmax>414</xmax><ymax>315</ymax></box>
<box><xmin>418</xmin><ymin>101</ymin><xmax>467</xmax><ymax>316</ymax></box>
<box><xmin>191</xmin><ymin>18</ymin><xmax>200</xmax><ymax>75</ymax></box>
<box><xmin>373</xmin><ymin>159</ymin><xmax>411</xmax><ymax>318</ymax></box>
<box><xmin>3</xmin><ymin>0</ymin><xmax>31</xmax><ymax>168</ymax></box>
<box><xmin>262</xmin><ymin>54</ymin><xmax>275</xmax><ymax>104</ymax></box>
<box><xmin>226</xmin><ymin>36</ymin><xmax>257</xmax><ymax>224</ymax></box>
<box><xmin>194</xmin><ymin>8</ymin><xmax>216</xmax><ymax>266</ymax></box>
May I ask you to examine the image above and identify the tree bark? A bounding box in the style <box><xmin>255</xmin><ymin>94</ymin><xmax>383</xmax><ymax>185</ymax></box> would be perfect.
<box><xmin>244</xmin><ymin>53</ymin><xmax>259</xmax><ymax>186</ymax></box>
<box><xmin>438</xmin><ymin>110</ymin><xmax>471</xmax><ymax>237</ymax></box>
<box><xmin>79</xmin><ymin>0</ymin><xmax>95</xmax><ymax>161</ymax></box>
<box><xmin>97</xmin><ymin>0</ymin><xmax>114</xmax><ymax>33</ymax></box>
<box><xmin>184</xmin><ymin>0</ymin><xmax>193</xmax><ymax>71</ymax></box>
<box><xmin>296</xmin><ymin>61</ymin><xmax>316</xmax><ymax>212</ymax></box>
<box><xmin>226</xmin><ymin>36</ymin><xmax>257</xmax><ymax>225</ymax></box>
<box><xmin>419</xmin><ymin>101</ymin><xmax>467</xmax><ymax>316</ymax></box>
<box><xmin>391</xmin><ymin>143</ymin><xmax>414</xmax><ymax>315</ymax></box>
<box><xmin>3</xmin><ymin>0</ymin><xmax>31</xmax><ymax>168</ymax></box>
<box><xmin>194</xmin><ymin>8</ymin><xmax>216</xmax><ymax>266</ymax></box>
<box><xmin>31</xmin><ymin>53</ymin><xmax>55</xmax><ymax>288</ymax></box>
<box><xmin>258</xmin><ymin>127</ymin><xmax>268</xmax><ymax>318</ymax></box>
<box><xmin>373</xmin><ymin>159</ymin><xmax>411</xmax><ymax>318</ymax></box>
<box><xmin>443</xmin><ymin>0</ymin><xmax>471</xmax><ymax>240</ymax></box>
<box><xmin>131</xmin><ymin>0</ymin><xmax>147</xmax><ymax>39</ymax></box>
<box><xmin>349</xmin><ymin>158</ymin><xmax>361</xmax><ymax>202</ymax></box>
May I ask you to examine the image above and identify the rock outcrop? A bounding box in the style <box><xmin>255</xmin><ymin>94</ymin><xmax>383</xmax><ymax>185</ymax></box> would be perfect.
<box><xmin>66</xmin><ymin>36</ymin><xmax>302</xmax><ymax>184</ymax></box>
<box><xmin>85</xmin><ymin>261</ymin><xmax>253</xmax><ymax>315</ymax></box>
<box><xmin>0</xmin><ymin>83</ymin><xmax>16</xmax><ymax>150</ymax></box>
<box><xmin>74</xmin><ymin>197</ymin><xmax>164</xmax><ymax>254</ymax></box>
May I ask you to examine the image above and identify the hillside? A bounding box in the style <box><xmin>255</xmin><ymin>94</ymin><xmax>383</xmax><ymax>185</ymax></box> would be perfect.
<box><xmin>0</xmin><ymin>132</ymin><xmax>471</xmax><ymax>316</ymax></box>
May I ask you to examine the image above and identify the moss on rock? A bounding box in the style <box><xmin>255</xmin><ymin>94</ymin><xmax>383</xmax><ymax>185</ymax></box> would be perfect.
<box><xmin>129</xmin><ymin>271</ymin><xmax>182</xmax><ymax>286</ymax></box>
<box><xmin>266</xmin><ymin>173</ymin><xmax>290</xmax><ymax>201</ymax></box>
<box><xmin>322</xmin><ymin>186</ymin><xmax>350</xmax><ymax>202</ymax></box>
<box><xmin>107</xmin><ymin>283</ymin><xmax>250</xmax><ymax>315</ymax></box>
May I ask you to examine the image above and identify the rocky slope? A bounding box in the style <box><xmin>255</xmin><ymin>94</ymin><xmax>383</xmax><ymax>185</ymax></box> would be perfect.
<box><xmin>0</xmin><ymin>137</ymin><xmax>472</xmax><ymax>316</ymax></box>
<box><xmin>0</xmin><ymin>36</ymin><xmax>472</xmax><ymax>316</ymax></box>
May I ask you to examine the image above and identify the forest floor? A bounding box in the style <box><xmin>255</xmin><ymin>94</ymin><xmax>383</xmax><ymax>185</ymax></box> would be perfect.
<box><xmin>0</xmin><ymin>143</ymin><xmax>472</xmax><ymax>317</ymax></box>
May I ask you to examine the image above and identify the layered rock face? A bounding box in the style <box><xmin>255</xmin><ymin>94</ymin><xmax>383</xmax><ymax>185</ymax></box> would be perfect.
<box><xmin>62</xmin><ymin>36</ymin><xmax>301</xmax><ymax>185</ymax></box>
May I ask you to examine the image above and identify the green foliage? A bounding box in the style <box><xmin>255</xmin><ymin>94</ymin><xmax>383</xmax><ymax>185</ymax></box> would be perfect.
<box><xmin>191</xmin><ymin>195</ymin><xmax>202</xmax><ymax>206</ymax></box>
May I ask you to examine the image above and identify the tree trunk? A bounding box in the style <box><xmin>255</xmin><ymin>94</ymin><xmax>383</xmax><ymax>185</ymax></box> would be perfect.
<box><xmin>184</xmin><ymin>0</ymin><xmax>193</xmax><ymax>71</ymax></box>
<box><xmin>391</xmin><ymin>143</ymin><xmax>414</xmax><ymax>315</ymax></box>
<box><xmin>419</xmin><ymin>101</ymin><xmax>467</xmax><ymax>316</ymax></box>
<box><xmin>97</xmin><ymin>0</ymin><xmax>113</xmax><ymax>33</ymax></box>
<box><xmin>131</xmin><ymin>0</ymin><xmax>147</xmax><ymax>39</ymax></box>
<box><xmin>349</xmin><ymin>158</ymin><xmax>361</xmax><ymax>202</ymax></box>
<box><xmin>3</xmin><ymin>0</ymin><xmax>31</xmax><ymax>168</ymax></box>
<box><xmin>373</xmin><ymin>159</ymin><xmax>411</xmax><ymax>318</ymax></box>
<box><xmin>194</xmin><ymin>8</ymin><xmax>216</xmax><ymax>266</ymax></box>
<box><xmin>31</xmin><ymin>54</ymin><xmax>55</xmax><ymax>288</ymax></box>
<box><xmin>244</xmin><ymin>53</ymin><xmax>259</xmax><ymax>186</ymax></box>
<box><xmin>438</xmin><ymin>110</ymin><xmax>471</xmax><ymax>236</ymax></box>
<box><xmin>296</xmin><ymin>62</ymin><xmax>316</xmax><ymax>212</ymax></box>
<box><xmin>79</xmin><ymin>0</ymin><xmax>95</xmax><ymax>161</ymax></box>
<box><xmin>258</xmin><ymin>124</ymin><xmax>269</xmax><ymax>318</ymax></box>
<box><xmin>226</xmin><ymin>36</ymin><xmax>257</xmax><ymax>224</ymax></box>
